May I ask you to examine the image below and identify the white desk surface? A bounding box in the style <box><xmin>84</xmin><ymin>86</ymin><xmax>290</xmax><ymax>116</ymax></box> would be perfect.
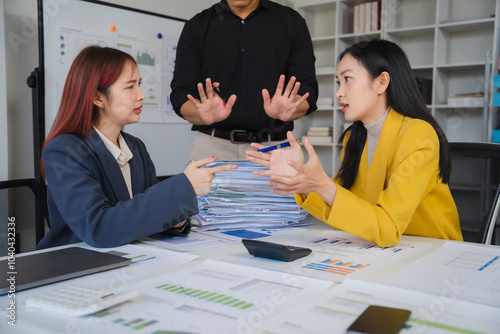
<box><xmin>1</xmin><ymin>219</ymin><xmax>499</xmax><ymax>334</ymax></box>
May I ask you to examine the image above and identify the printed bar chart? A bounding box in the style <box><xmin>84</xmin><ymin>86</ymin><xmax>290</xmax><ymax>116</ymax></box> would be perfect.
<box><xmin>155</xmin><ymin>283</ymin><xmax>253</xmax><ymax>309</ymax></box>
<box><xmin>311</xmin><ymin>236</ymin><xmax>407</xmax><ymax>253</ymax></box>
<box><xmin>446</xmin><ymin>251</ymin><xmax>500</xmax><ymax>271</ymax></box>
<box><xmin>303</xmin><ymin>258</ymin><xmax>371</xmax><ymax>275</ymax></box>
<box><xmin>109</xmin><ymin>316</ymin><xmax>159</xmax><ymax>330</ymax></box>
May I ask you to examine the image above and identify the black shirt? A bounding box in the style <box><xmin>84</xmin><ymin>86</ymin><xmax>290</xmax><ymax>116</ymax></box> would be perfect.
<box><xmin>170</xmin><ymin>0</ymin><xmax>318</xmax><ymax>139</ymax></box>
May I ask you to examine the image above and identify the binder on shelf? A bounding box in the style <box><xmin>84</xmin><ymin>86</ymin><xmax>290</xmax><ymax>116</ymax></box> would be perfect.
<box><xmin>353</xmin><ymin>1</ymin><xmax>381</xmax><ymax>33</ymax></box>
<box><xmin>494</xmin><ymin>75</ymin><xmax>500</xmax><ymax>88</ymax></box>
<box><xmin>492</xmin><ymin>129</ymin><xmax>500</xmax><ymax>143</ymax></box>
<box><xmin>415</xmin><ymin>77</ymin><xmax>432</xmax><ymax>105</ymax></box>
<box><xmin>353</xmin><ymin>4</ymin><xmax>360</xmax><ymax>33</ymax></box>
<box><xmin>493</xmin><ymin>93</ymin><xmax>500</xmax><ymax>106</ymax></box>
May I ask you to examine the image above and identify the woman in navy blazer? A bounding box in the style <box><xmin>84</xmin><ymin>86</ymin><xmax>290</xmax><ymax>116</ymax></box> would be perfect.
<box><xmin>37</xmin><ymin>46</ymin><xmax>237</xmax><ymax>249</ymax></box>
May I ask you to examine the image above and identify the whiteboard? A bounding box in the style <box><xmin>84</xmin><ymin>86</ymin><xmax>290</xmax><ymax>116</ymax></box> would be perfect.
<box><xmin>42</xmin><ymin>0</ymin><xmax>196</xmax><ymax>176</ymax></box>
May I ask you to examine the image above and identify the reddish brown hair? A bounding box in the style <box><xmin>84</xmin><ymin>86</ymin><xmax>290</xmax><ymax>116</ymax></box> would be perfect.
<box><xmin>41</xmin><ymin>46</ymin><xmax>136</xmax><ymax>178</ymax></box>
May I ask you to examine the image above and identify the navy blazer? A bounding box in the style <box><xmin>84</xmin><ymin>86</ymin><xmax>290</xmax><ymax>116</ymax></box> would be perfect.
<box><xmin>37</xmin><ymin>129</ymin><xmax>198</xmax><ymax>249</ymax></box>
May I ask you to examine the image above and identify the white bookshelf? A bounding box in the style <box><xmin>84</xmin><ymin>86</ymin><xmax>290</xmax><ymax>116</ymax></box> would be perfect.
<box><xmin>292</xmin><ymin>0</ymin><xmax>500</xmax><ymax>177</ymax></box>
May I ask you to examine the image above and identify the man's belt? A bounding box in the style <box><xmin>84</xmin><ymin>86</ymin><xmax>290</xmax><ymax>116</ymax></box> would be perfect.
<box><xmin>199</xmin><ymin>129</ymin><xmax>286</xmax><ymax>143</ymax></box>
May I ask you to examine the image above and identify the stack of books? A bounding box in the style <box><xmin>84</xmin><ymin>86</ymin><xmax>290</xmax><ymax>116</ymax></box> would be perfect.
<box><xmin>353</xmin><ymin>1</ymin><xmax>381</xmax><ymax>34</ymax></box>
<box><xmin>447</xmin><ymin>93</ymin><xmax>484</xmax><ymax>107</ymax></box>
<box><xmin>193</xmin><ymin>161</ymin><xmax>310</xmax><ymax>230</ymax></box>
<box><xmin>302</xmin><ymin>126</ymin><xmax>333</xmax><ymax>145</ymax></box>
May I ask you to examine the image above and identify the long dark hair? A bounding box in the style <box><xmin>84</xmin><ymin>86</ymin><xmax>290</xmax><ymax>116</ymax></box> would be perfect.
<box><xmin>335</xmin><ymin>39</ymin><xmax>451</xmax><ymax>188</ymax></box>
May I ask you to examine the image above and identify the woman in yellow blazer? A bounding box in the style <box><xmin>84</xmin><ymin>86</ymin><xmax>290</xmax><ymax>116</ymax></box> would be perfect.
<box><xmin>246</xmin><ymin>39</ymin><xmax>462</xmax><ymax>247</ymax></box>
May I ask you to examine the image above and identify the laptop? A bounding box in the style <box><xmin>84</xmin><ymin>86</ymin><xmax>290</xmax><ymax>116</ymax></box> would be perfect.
<box><xmin>0</xmin><ymin>246</ymin><xmax>131</xmax><ymax>295</ymax></box>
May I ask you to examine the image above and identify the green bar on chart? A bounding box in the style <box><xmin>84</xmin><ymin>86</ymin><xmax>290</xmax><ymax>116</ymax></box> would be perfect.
<box><xmin>187</xmin><ymin>289</ymin><xmax>200</xmax><ymax>296</ymax></box>
<box><xmin>124</xmin><ymin>318</ymin><xmax>143</xmax><ymax>326</ymax></box>
<box><xmin>201</xmin><ymin>292</ymin><xmax>217</xmax><ymax>300</ymax></box>
<box><xmin>208</xmin><ymin>294</ymin><xmax>225</xmax><ymax>302</ymax></box>
<box><xmin>193</xmin><ymin>291</ymin><xmax>209</xmax><ymax>298</ymax></box>
<box><xmin>217</xmin><ymin>296</ymin><xmax>232</xmax><ymax>303</ymax></box>
<box><xmin>223</xmin><ymin>298</ymin><xmax>240</xmax><ymax>306</ymax></box>
<box><xmin>134</xmin><ymin>320</ymin><xmax>158</xmax><ymax>329</ymax></box>
<box><xmin>240</xmin><ymin>303</ymin><xmax>254</xmax><ymax>309</ymax></box>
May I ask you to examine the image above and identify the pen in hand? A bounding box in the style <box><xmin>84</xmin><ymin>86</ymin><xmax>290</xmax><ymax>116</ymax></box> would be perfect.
<box><xmin>212</xmin><ymin>85</ymin><xmax>227</xmax><ymax>102</ymax></box>
<box><xmin>257</xmin><ymin>139</ymin><xmax>300</xmax><ymax>153</ymax></box>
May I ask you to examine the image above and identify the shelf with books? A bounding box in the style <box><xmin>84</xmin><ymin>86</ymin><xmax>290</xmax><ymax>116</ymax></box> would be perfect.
<box><xmin>293</xmin><ymin>0</ymin><xmax>500</xmax><ymax>176</ymax></box>
<box><xmin>301</xmin><ymin>126</ymin><xmax>333</xmax><ymax>146</ymax></box>
<box><xmin>447</xmin><ymin>93</ymin><xmax>485</xmax><ymax>108</ymax></box>
<box><xmin>434</xmin><ymin>66</ymin><xmax>487</xmax><ymax>105</ymax></box>
<box><xmin>352</xmin><ymin>1</ymin><xmax>381</xmax><ymax>34</ymax></box>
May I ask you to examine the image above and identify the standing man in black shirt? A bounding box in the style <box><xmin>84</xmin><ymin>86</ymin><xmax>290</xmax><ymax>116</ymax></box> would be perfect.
<box><xmin>170</xmin><ymin>0</ymin><xmax>318</xmax><ymax>160</ymax></box>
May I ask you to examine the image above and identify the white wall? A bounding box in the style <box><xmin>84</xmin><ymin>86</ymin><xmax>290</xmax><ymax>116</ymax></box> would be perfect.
<box><xmin>0</xmin><ymin>0</ymin><xmax>218</xmax><ymax>181</ymax></box>
<box><xmin>3</xmin><ymin>0</ymin><xmax>38</xmax><ymax>180</ymax></box>
<box><xmin>0</xmin><ymin>0</ymin><xmax>8</xmax><ymax>180</ymax></box>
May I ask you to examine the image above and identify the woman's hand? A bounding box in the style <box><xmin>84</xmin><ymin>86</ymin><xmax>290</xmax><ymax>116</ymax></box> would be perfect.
<box><xmin>184</xmin><ymin>157</ymin><xmax>238</xmax><ymax>196</ymax></box>
<box><xmin>245</xmin><ymin>142</ymin><xmax>272</xmax><ymax>176</ymax></box>
<box><xmin>269</xmin><ymin>132</ymin><xmax>304</xmax><ymax>177</ymax></box>
<box><xmin>246</xmin><ymin>131</ymin><xmax>304</xmax><ymax>177</ymax></box>
<box><xmin>265</xmin><ymin>133</ymin><xmax>337</xmax><ymax>206</ymax></box>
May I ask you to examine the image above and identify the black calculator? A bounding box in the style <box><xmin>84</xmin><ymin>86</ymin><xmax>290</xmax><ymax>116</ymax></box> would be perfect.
<box><xmin>242</xmin><ymin>239</ymin><xmax>312</xmax><ymax>262</ymax></box>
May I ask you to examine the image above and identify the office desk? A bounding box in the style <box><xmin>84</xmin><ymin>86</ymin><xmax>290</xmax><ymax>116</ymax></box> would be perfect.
<box><xmin>1</xmin><ymin>221</ymin><xmax>499</xmax><ymax>334</ymax></box>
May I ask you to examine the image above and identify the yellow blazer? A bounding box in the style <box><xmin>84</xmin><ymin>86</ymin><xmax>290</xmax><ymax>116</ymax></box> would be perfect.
<box><xmin>296</xmin><ymin>110</ymin><xmax>463</xmax><ymax>247</ymax></box>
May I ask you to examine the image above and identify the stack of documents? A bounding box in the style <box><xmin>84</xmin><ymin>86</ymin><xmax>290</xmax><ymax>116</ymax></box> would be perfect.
<box><xmin>193</xmin><ymin>160</ymin><xmax>310</xmax><ymax>230</ymax></box>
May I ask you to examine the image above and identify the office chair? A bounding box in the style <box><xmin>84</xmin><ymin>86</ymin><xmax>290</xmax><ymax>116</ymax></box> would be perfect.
<box><xmin>449</xmin><ymin>142</ymin><xmax>500</xmax><ymax>244</ymax></box>
<box><xmin>483</xmin><ymin>182</ymin><xmax>500</xmax><ymax>245</ymax></box>
<box><xmin>0</xmin><ymin>178</ymin><xmax>50</xmax><ymax>254</ymax></box>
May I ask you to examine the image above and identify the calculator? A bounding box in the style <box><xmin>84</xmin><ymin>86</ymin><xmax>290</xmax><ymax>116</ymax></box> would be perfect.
<box><xmin>242</xmin><ymin>239</ymin><xmax>312</xmax><ymax>262</ymax></box>
<box><xmin>26</xmin><ymin>285</ymin><xmax>139</xmax><ymax>317</ymax></box>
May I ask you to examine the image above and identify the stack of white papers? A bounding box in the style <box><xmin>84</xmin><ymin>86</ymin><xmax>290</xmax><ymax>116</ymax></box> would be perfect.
<box><xmin>193</xmin><ymin>160</ymin><xmax>310</xmax><ymax>230</ymax></box>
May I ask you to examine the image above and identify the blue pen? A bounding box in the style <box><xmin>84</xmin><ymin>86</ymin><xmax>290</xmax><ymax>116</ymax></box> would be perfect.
<box><xmin>258</xmin><ymin>139</ymin><xmax>299</xmax><ymax>153</ymax></box>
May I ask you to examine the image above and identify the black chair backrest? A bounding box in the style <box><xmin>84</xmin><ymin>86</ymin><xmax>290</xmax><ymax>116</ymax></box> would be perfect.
<box><xmin>449</xmin><ymin>142</ymin><xmax>500</xmax><ymax>244</ymax></box>
<box><xmin>0</xmin><ymin>178</ymin><xmax>50</xmax><ymax>254</ymax></box>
